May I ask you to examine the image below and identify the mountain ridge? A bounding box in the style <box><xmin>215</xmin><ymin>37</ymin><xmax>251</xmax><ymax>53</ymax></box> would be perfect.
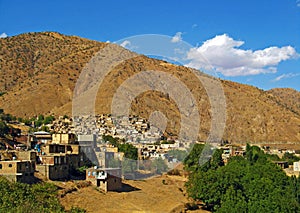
<box><xmin>0</xmin><ymin>32</ymin><xmax>300</xmax><ymax>143</ymax></box>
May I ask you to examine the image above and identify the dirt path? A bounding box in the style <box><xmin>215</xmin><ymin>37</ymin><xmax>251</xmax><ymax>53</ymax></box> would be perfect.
<box><xmin>60</xmin><ymin>175</ymin><xmax>209</xmax><ymax>213</ymax></box>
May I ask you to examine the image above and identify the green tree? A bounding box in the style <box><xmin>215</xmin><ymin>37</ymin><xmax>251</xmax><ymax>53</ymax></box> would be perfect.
<box><xmin>102</xmin><ymin>135</ymin><xmax>138</xmax><ymax>160</ymax></box>
<box><xmin>37</xmin><ymin>114</ymin><xmax>44</xmax><ymax>121</ymax></box>
<box><xmin>102</xmin><ymin>135</ymin><xmax>119</xmax><ymax>147</ymax></box>
<box><xmin>118</xmin><ymin>143</ymin><xmax>138</xmax><ymax>160</ymax></box>
<box><xmin>282</xmin><ymin>152</ymin><xmax>300</xmax><ymax>165</ymax></box>
<box><xmin>0</xmin><ymin>120</ymin><xmax>9</xmax><ymax>136</ymax></box>
<box><xmin>0</xmin><ymin>177</ymin><xmax>65</xmax><ymax>212</ymax></box>
<box><xmin>185</xmin><ymin>145</ymin><xmax>300</xmax><ymax>212</ymax></box>
<box><xmin>184</xmin><ymin>144</ymin><xmax>223</xmax><ymax>172</ymax></box>
<box><xmin>40</xmin><ymin>125</ymin><xmax>50</xmax><ymax>132</ymax></box>
<box><xmin>43</xmin><ymin>115</ymin><xmax>55</xmax><ymax>125</ymax></box>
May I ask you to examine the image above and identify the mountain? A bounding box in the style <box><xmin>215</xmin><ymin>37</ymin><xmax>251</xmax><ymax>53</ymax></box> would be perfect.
<box><xmin>0</xmin><ymin>32</ymin><xmax>300</xmax><ymax>143</ymax></box>
<box><xmin>267</xmin><ymin>88</ymin><xmax>300</xmax><ymax>116</ymax></box>
<box><xmin>0</xmin><ymin>32</ymin><xmax>106</xmax><ymax>116</ymax></box>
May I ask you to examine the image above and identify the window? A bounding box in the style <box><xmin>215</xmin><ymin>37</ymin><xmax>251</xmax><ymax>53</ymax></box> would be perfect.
<box><xmin>0</xmin><ymin>164</ymin><xmax>2</xmax><ymax>169</ymax></box>
<box><xmin>8</xmin><ymin>164</ymin><xmax>12</xmax><ymax>167</ymax></box>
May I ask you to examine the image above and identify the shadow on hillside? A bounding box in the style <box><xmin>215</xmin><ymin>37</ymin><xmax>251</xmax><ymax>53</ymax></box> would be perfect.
<box><xmin>124</xmin><ymin>171</ymin><xmax>160</xmax><ymax>180</ymax></box>
<box><xmin>115</xmin><ymin>182</ymin><xmax>141</xmax><ymax>193</ymax></box>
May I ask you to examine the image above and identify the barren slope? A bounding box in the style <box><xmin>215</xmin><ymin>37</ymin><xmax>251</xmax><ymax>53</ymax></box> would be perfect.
<box><xmin>59</xmin><ymin>175</ymin><xmax>209</xmax><ymax>213</ymax></box>
<box><xmin>0</xmin><ymin>32</ymin><xmax>300</xmax><ymax>143</ymax></box>
<box><xmin>267</xmin><ymin>88</ymin><xmax>300</xmax><ymax>115</ymax></box>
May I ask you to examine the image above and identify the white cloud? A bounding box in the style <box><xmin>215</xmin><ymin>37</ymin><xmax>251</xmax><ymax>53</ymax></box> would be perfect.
<box><xmin>120</xmin><ymin>40</ymin><xmax>131</xmax><ymax>48</ymax></box>
<box><xmin>0</xmin><ymin>32</ymin><xmax>8</xmax><ymax>38</ymax></box>
<box><xmin>297</xmin><ymin>0</ymin><xmax>300</xmax><ymax>7</ymax></box>
<box><xmin>185</xmin><ymin>34</ymin><xmax>299</xmax><ymax>76</ymax></box>
<box><xmin>273</xmin><ymin>73</ymin><xmax>300</xmax><ymax>82</ymax></box>
<box><xmin>171</xmin><ymin>32</ymin><xmax>182</xmax><ymax>43</ymax></box>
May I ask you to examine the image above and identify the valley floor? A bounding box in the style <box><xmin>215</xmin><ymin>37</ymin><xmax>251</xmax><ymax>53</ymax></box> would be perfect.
<box><xmin>59</xmin><ymin>174</ymin><xmax>209</xmax><ymax>213</ymax></box>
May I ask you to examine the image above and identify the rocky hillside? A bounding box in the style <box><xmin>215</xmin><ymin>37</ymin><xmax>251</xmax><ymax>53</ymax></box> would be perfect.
<box><xmin>0</xmin><ymin>32</ymin><xmax>106</xmax><ymax>116</ymax></box>
<box><xmin>267</xmin><ymin>88</ymin><xmax>300</xmax><ymax>116</ymax></box>
<box><xmin>0</xmin><ymin>32</ymin><xmax>300</xmax><ymax>143</ymax></box>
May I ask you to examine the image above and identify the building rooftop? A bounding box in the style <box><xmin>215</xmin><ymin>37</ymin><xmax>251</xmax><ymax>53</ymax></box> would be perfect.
<box><xmin>33</xmin><ymin>131</ymin><xmax>51</xmax><ymax>135</ymax></box>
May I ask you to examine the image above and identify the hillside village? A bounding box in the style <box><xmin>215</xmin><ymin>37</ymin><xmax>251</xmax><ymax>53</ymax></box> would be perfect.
<box><xmin>1</xmin><ymin>0</ymin><xmax>300</xmax><ymax>209</ymax></box>
<box><xmin>0</xmin><ymin>32</ymin><xmax>300</xmax><ymax>212</ymax></box>
<box><xmin>1</xmin><ymin>111</ymin><xmax>300</xmax><ymax>191</ymax></box>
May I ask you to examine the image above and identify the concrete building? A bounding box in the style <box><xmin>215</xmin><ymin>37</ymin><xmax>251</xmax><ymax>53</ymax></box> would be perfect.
<box><xmin>36</xmin><ymin>155</ymin><xmax>69</xmax><ymax>180</ymax></box>
<box><xmin>35</xmin><ymin>133</ymin><xmax>82</xmax><ymax>180</ymax></box>
<box><xmin>0</xmin><ymin>160</ymin><xmax>35</xmax><ymax>183</ymax></box>
<box><xmin>294</xmin><ymin>161</ymin><xmax>300</xmax><ymax>172</ymax></box>
<box><xmin>42</xmin><ymin>143</ymin><xmax>80</xmax><ymax>155</ymax></box>
<box><xmin>86</xmin><ymin>167</ymin><xmax>122</xmax><ymax>192</ymax></box>
<box><xmin>78</xmin><ymin>134</ymin><xmax>96</xmax><ymax>148</ymax></box>
<box><xmin>32</xmin><ymin>131</ymin><xmax>52</xmax><ymax>144</ymax></box>
<box><xmin>96</xmin><ymin>145</ymin><xmax>123</xmax><ymax>168</ymax></box>
<box><xmin>78</xmin><ymin>134</ymin><xmax>98</xmax><ymax>165</ymax></box>
<box><xmin>52</xmin><ymin>133</ymin><xmax>76</xmax><ymax>144</ymax></box>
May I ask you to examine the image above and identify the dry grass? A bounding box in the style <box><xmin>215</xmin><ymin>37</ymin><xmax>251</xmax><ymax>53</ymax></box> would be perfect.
<box><xmin>59</xmin><ymin>175</ymin><xmax>209</xmax><ymax>213</ymax></box>
<box><xmin>0</xmin><ymin>32</ymin><xmax>300</xmax><ymax>143</ymax></box>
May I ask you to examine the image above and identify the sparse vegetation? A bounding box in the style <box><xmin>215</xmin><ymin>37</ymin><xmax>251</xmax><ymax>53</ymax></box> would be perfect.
<box><xmin>0</xmin><ymin>32</ymin><xmax>300</xmax><ymax>143</ymax></box>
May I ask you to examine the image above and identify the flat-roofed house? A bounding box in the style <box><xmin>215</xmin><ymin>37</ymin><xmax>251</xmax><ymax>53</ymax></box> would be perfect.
<box><xmin>86</xmin><ymin>167</ymin><xmax>122</xmax><ymax>192</ymax></box>
<box><xmin>0</xmin><ymin>160</ymin><xmax>35</xmax><ymax>183</ymax></box>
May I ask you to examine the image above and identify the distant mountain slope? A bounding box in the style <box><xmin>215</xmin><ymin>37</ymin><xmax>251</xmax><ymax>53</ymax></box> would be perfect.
<box><xmin>0</xmin><ymin>32</ymin><xmax>300</xmax><ymax>143</ymax></box>
<box><xmin>0</xmin><ymin>32</ymin><xmax>106</xmax><ymax>116</ymax></box>
<box><xmin>267</xmin><ymin>88</ymin><xmax>300</xmax><ymax>115</ymax></box>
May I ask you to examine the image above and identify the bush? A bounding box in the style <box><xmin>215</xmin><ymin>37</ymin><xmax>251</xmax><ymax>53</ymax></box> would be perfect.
<box><xmin>0</xmin><ymin>177</ymin><xmax>65</xmax><ymax>212</ymax></box>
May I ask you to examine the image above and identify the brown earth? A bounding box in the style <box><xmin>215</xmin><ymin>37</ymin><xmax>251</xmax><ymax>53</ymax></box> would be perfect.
<box><xmin>1</xmin><ymin>32</ymin><xmax>300</xmax><ymax>143</ymax></box>
<box><xmin>59</xmin><ymin>175</ymin><xmax>209</xmax><ymax>213</ymax></box>
<box><xmin>267</xmin><ymin>88</ymin><xmax>300</xmax><ymax>115</ymax></box>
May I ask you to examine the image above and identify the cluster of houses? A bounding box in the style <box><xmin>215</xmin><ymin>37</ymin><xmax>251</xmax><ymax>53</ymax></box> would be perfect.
<box><xmin>49</xmin><ymin>116</ymin><xmax>74</xmax><ymax>133</ymax></box>
<box><xmin>136</xmin><ymin>142</ymin><xmax>184</xmax><ymax>161</ymax></box>
<box><xmin>2</xmin><ymin>114</ymin><xmax>300</xmax><ymax>189</ymax></box>
<box><xmin>220</xmin><ymin>144</ymin><xmax>300</xmax><ymax>176</ymax></box>
<box><xmin>48</xmin><ymin>114</ymin><xmax>163</xmax><ymax>144</ymax></box>
<box><xmin>0</xmin><ymin>132</ymin><xmax>123</xmax><ymax>192</ymax></box>
<box><xmin>0</xmin><ymin>129</ymin><xmax>194</xmax><ymax>190</ymax></box>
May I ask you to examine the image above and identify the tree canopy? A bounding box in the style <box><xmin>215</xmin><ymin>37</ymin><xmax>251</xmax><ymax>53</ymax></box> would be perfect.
<box><xmin>185</xmin><ymin>144</ymin><xmax>300</xmax><ymax>212</ymax></box>
<box><xmin>102</xmin><ymin>135</ymin><xmax>137</xmax><ymax>160</ymax></box>
<box><xmin>0</xmin><ymin>177</ymin><xmax>85</xmax><ymax>212</ymax></box>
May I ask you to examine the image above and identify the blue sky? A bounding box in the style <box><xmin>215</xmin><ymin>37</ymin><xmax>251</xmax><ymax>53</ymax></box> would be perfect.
<box><xmin>0</xmin><ymin>0</ymin><xmax>300</xmax><ymax>91</ymax></box>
